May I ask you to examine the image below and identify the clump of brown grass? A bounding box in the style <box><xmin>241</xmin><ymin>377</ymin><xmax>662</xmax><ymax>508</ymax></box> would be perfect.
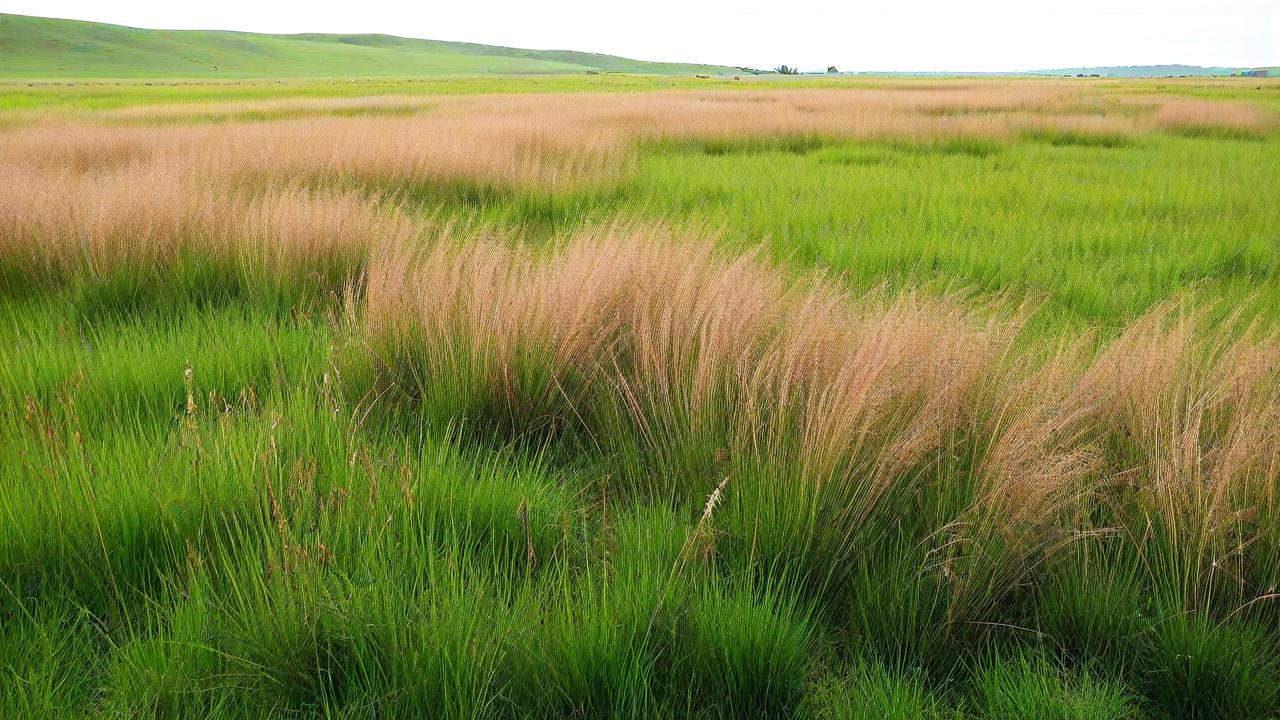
<box><xmin>969</xmin><ymin>304</ymin><xmax>1280</xmax><ymax>545</ymax></box>
<box><xmin>0</xmin><ymin>160</ymin><xmax>211</xmax><ymax>279</ymax></box>
<box><xmin>1022</xmin><ymin>305</ymin><xmax>1280</xmax><ymax>609</ymax></box>
<box><xmin>0</xmin><ymin>159</ymin><xmax>418</xmax><ymax>283</ymax></box>
<box><xmin>1077</xmin><ymin>308</ymin><xmax>1272</xmax><ymax>517</ymax></box>
<box><xmin>0</xmin><ymin>109</ymin><xmax>629</xmax><ymax>192</ymax></box>
<box><xmin>1150</xmin><ymin>98</ymin><xmax>1272</xmax><ymax>136</ymax></box>
<box><xmin>360</xmin><ymin>222</ymin><xmax>1121</xmax><ymax>638</ymax></box>
<box><xmin>364</xmin><ymin>223</ymin><xmax>1025</xmax><ymax>524</ymax></box>
<box><xmin>361</xmin><ymin>223</ymin><xmax>1280</xmax><ymax>620</ymax></box>
<box><xmin>978</xmin><ymin>340</ymin><xmax>1104</xmax><ymax>527</ymax></box>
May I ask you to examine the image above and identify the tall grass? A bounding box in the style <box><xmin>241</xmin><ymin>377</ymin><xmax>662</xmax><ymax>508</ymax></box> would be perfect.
<box><xmin>360</xmin><ymin>223</ymin><xmax>1280</xmax><ymax>656</ymax></box>
<box><xmin>3</xmin><ymin>78</ymin><xmax>1279</xmax><ymax>718</ymax></box>
<box><xmin>0</xmin><ymin>160</ymin><xmax>419</xmax><ymax>304</ymax></box>
<box><xmin>3</xmin><ymin>82</ymin><xmax>1273</xmax><ymax>320</ymax></box>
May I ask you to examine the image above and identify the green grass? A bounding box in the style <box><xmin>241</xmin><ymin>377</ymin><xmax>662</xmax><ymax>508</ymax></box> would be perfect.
<box><xmin>401</xmin><ymin>130</ymin><xmax>1280</xmax><ymax>333</ymax></box>
<box><xmin>4</xmin><ymin>77</ymin><xmax>1280</xmax><ymax>718</ymax></box>
<box><xmin>655</xmin><ymin>133</ymin><xmax>1279</xmax><ymax>330</ymax></box>
<box><xmin>0</xmin><ymin>13</ymin><xmax>736</xmax><ymax>80</ymax></box>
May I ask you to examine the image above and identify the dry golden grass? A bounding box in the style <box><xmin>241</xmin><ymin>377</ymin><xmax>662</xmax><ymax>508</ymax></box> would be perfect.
<box><xmin>2</xmin><ymin>81</ymin><xmax>1272</xmax><ymax>285</ymax></box>
<box><xmin>87</xmin><ymin>81</ymin><xmax>1274</xmax><ymax>143</ymax></box>
<box><xmin>358</xmin><ymin>221</ymin><xmax>1278</xmax><ymax>622</ymax></box>
<box><xmin>104</xmin><ymin>93</ymin><xmax>442</xmax><ymax>121</ymax></box>
<box><xmin>1149</xmin><ymin>98</ymin><xmax>1270</xmax><ymax>134</ymax></box>
<box><xmin>0</xmin><ymin>159</ymin><xmax>418</xmax><ymax>281</ymax></box>
<box><xmin>363</xmin><ymin>223</ymin><xmax>1280</xmax><ymax>552</ymax></box>
<box><xmin>978</xmin><ymin>342</ymin><xmax>1104</xmax><ymax>526</ymax></box>
<box><xmin>7</xmin><ymin>82</ymin><xmax>1273</xmax><ymax>176</ymax></box>
<box><xmin>0</xmin><ymin>112</ymin><xmax>624</xmax><ymax>189</ymax></box>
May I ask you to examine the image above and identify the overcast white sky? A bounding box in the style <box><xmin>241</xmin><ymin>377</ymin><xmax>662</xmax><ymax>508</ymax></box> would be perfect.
<box><xmin>6</xmin><ymin>1</ymin><xmax>1278</xmax><ymax>72</ymax></box>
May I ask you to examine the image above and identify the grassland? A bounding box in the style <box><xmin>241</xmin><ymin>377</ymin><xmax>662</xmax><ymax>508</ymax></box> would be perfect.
<box><xmin>2</xmin><ymin>74</ymin><xmax>1279</xmax><ymax>719</ymax></box>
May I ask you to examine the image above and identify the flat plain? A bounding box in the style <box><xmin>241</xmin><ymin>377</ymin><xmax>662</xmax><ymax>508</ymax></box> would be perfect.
<box><xmin>2</xmin><ymin>70</ymin><xmax>1280</xmax><ymax>718</ymax></box>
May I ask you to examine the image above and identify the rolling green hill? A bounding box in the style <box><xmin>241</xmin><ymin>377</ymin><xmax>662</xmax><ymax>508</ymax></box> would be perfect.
<box><xmin>0</xmin><ymin>13</ymin><xmax>735</xmax><ymax>79</ymax></box>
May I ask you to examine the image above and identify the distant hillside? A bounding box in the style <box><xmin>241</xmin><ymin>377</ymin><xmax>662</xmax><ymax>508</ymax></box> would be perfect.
<box><xmin>1033</xmin><ymin>64</ymin><xmax>1252</xmax><ymax>78</ymax></box>
<box><xmin>0</xmin><ymin>13</ymin><xmax>735</xmax><ymax>79</ymax></box>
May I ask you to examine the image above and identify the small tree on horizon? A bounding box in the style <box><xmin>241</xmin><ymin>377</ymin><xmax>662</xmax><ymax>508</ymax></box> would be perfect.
<box><xmin>773</xmin><ymin>65</ymin><xmax>800</xmax><ymax>75</ymax></box>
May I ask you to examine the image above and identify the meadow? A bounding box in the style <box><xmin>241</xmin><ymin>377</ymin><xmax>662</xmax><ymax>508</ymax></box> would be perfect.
<box><xmin>1</xmin><ymin>74</ymin><xmax>1279</xmax><ymax>718</ymax></box>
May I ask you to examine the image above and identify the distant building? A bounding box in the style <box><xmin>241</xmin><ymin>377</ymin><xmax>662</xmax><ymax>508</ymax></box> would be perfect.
<box><xmin>1246</xmin><ymin>69</ymin><xmax>1268</xmax><ymax>78</ymax></box>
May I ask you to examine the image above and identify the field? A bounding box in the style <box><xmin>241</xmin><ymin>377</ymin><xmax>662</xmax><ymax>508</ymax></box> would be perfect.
<box><xmin>2</xmin><ymin>72</ymin><xmax>1279</xmax><ymax>719</ymax></box>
